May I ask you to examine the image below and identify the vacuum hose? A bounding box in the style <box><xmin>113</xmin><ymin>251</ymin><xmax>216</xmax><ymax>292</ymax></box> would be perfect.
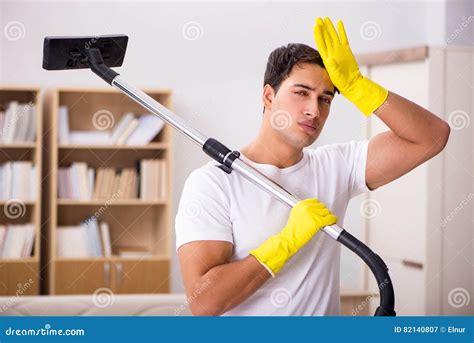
<box><xmin>338</xmin><ymin>230</ymin><xmax>396</xmax><ymax>316</ymax></box>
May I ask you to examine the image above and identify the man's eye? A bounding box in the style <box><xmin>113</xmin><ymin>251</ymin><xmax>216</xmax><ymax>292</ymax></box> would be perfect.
<box><xmin>296</xmin><ymin>91</ymin><xmax>307</xmax><ymax>96</ymax></box>
<box><xmin>319</xmin><ymin>97</ymin><xmax>331</xmax><ymax>104</ymax></box>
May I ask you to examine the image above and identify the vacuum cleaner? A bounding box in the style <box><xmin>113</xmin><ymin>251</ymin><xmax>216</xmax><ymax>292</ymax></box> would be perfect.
<box><xmin>42</xmin><ymin>34</ymin><xmax>396</xmax><ymax>316</ymax></box>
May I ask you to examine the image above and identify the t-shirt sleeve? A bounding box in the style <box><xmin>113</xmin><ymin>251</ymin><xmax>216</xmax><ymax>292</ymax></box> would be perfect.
<box><xmin>337</xmin><ymin>139</ymin><xmax>371</xmax><ymax>199</ymax></box>
<box><xmin>175</xmin><ymin>166</ymin><xmax>233</xmax><ymax>251</ymax></box>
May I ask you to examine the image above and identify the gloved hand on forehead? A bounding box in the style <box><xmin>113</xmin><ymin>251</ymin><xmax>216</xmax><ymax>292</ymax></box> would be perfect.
<box><xmin>313</xmin><ymin>17</ymin><xmax>388</xmax><ymax>117</ymax></box>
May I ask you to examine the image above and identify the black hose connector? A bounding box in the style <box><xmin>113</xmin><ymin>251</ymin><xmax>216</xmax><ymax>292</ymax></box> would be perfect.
<box><xmin>203</xmin><ymin>138</ymin><xmax>241</xmax><ymax>174</ymax></box>
<box><xmin>338</xmin><ymin>230</ymin><xmax>396</xmax><ymax>316</ymax></box>
<box><xmin>84</xmin><ymin>48</ymin><xmax>119</xmax><ymax>85</ymax></box>
<box><xmin>202</xmin><ymin>138</ymin><xmax>232</xmax><ymax>164</ymax></box>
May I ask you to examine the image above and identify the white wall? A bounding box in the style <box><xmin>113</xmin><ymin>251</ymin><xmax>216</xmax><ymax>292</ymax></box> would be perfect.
<box><xmin>0</xmin><ymin>0</ymin><xmax>470</xmax><ymax>293</ymax></box>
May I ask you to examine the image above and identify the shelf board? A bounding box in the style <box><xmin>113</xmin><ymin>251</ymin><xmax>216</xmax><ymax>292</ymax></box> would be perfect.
<box><xmin>0</xmin><ymin>257</ymin><xmax>38</xmax><ymax>263</ymax></box>
<box><xmin>0</xmin><ymin>85</ymin><xmax>41</xmax><ymax>92</ymax></box>
<box><xmin>57</xmin><ymin>199</ymin><xmax>167</xmax><ymax>206</ymax></box>
<box><xmin>0</xmin><ymin>143</ymin><xmax>36</xmax><ymax>149</ymax></box>
<box><xmin>58</xmin><ymin>143</ymin><xmax>168</xmax><ymax>150</ymax></box>
<box><xmin>56</xmin><ymin>87</ymin><xmax>172</xmax><ymax>95</ymax></box>
<box><xmin>55</xmin><ymin>255</ymin><xmax>169</xmax><ymax>262</ymax></box>
<box><xmin>111</xmin><ymin>255</ymin><xmax>170</xmax><ymax>262</ymax></box>
<box><xmin>0</xmin><ymin>200</ymin><xmax>36</xmax><ymax>206</ymax></box>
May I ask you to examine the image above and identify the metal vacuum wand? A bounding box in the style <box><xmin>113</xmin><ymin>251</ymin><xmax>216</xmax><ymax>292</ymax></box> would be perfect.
<box><xmin>42</xmin><ymin>35</ymin><xmax>396</xmax><ymax>316</ymax></box>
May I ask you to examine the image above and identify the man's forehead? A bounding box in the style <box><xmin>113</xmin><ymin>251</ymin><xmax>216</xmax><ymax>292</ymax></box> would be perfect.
<box><xmin>286</xmin><ymin>64</ymin><xmax>334</xmax><ymax>91</ymax></box>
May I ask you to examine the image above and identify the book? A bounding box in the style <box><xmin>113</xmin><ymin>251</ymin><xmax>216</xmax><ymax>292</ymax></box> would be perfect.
<box><xmin>116</xmin><ymin>245</ymin><xmax>151</xmax><ymax>258</ymax></box>
<box><xmin>69</xmin><ymin>131</ymin><xmax>111</xmax><ymax>145</ymax></box>
<box><xmin>116</xmin><ymin>118</ymin><xmax>139</xmax><ymax>145</ymax></box>
<box><xmin>87</xmin><ymin>168</ymin><xmax>95</xmax><ymax>200</ymax></box>
<box><xmin>3</xmin><ymin>101</ymin><xmax>19</xmax><ymax>143</ymax></box>
<box><xmin>57</xmin><ymin>219</ymin><xmax>112</xmax><ymax>258</ymax></box>
<box><xmin>139</xmin><ymin>159</ymin><xmax>166</xmax><ymax>200</ymax></box>
<box><xmin>0</xmin><ymin>225</ymin><xmax>7</xmax><ymax>256</ymax></box>
<box><xmin>1</xmin><ymin>102</ymin><xmax>36</xmax><ymax>143</ymax></box>
<box><xmin>125</xmin><ymin>114</ymin><xmax>165</xmax><ymax>145</ymax></box>
<box><xmin>110</xmin><ymin>113</ymin><xmax>134</xmax><ymax>144</ymax></box>
<box><xmin>58</xmin><ymin>163</ymin><xmax>94</xmax><ymax>200</ymax></box>
<box><xmin>0</xmin><ymin>224</ymin><xmax>35</xmax><ymax>259</ymax></box>
<box><xmin>57</xmin><ymin>161</ymin><xmax>165</xmax><ymax>201</ymax></box>
<box><xmin>57</xmin><ymin>110</ymin><xmax>163</xmax><ymax>146</ymax></box>
<box><xmin>58</xmin><ymin>106</ymin><xmax>70</xmax><ymax>144</ymax></box>
<box><xmin>159</xmin><ymin>160</ymin><xmax>167</xmax><ymax>199</ymax></box>
<box><xmin>1</xmin><ymin>161</ymin><xmax>35</xmax><ymax>200</ymax></box>
<box><xmin>0</xmin><ymin>111</ymin><xmax>5</xmax><ymax>143</ymax></box>
<box><xmin>30</xmin><ymin>165</ymin><xmax>36</xmax><ymax>200</ymax></box>
<box><xmin>25</xmin><ymin>104</ymin><xmax>36</xmax><ymax>143</ymax></box>
<box><xmin>13</xmin><ymin>104</ymin><xmax>29</xmax><ymax>142</ymax></box>
<box><xmin>99</xmin><ymin>222</ymin><xmax>112</xmax><ymax>257</ymax></box>
<box><xmin>56</xmin><ymin>226</ymin><xmax>89</xmax><ymax>257</ymax></box>
<box><xmin>0</xmin><ymin>162</ymin><xmax>12</xmax><ymax>199</ymax></box>
<box><xmin>74</xmin><ymin>162</ymin><xmax>90</xmax><ymax>200</ymax></box>
<box><xmin>83</xmin><ymin>217</ymin><xmax>102</xmax><ymax>257</ymax></box>
<box><xmin>22</xmin><ymin>225</ymin><xmax>35</xmax><ymax>258</ymax></box>
<box><xmin>93</xmin><ymin>168</ymin><xmax>103</xmax><ymax>199</ymax></box>
<box><xmin>139</xmin><ymin>160</ymin><xmax>149</xmax><ymax>199</ymax></box>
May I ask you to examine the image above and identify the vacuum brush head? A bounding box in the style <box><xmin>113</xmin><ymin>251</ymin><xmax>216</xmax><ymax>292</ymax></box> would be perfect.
<box><xmin>42</xmin><ymin>34</ymin><xmax>128</xmax><ymax>71</ymax></box>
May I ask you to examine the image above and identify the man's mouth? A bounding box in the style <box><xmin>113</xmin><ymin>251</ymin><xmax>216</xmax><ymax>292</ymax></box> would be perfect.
<box><xmin>298</xmin><ymin>122</ymin><xmax>318</xmax><ymax>134</ymax></box>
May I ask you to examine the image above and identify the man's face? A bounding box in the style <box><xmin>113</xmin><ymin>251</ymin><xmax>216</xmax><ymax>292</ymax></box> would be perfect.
<box><xmin>263</xmin><ymin>63</ymin><xmax>335</xmax><ymax>148</ymax></box>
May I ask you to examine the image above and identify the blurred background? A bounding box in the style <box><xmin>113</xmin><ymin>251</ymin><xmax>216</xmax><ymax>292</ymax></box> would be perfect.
<box><xmin>0</xmin><ymin>0</ymin><xmax>472</xmax><ymax>316</ymax></box>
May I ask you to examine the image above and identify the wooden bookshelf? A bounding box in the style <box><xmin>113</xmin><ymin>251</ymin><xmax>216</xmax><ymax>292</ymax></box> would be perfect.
<box><xmin>43</xmin><ymin>87</ymin><xmax>173</xmax><ymax>295</ymax></box>
<box><xmin>0</xmin><ymin>86</ymin><xmax>42</xmax><ymax>295</ymax></box>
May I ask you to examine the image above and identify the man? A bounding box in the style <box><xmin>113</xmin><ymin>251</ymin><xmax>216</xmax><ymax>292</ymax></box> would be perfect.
<box><xmin>175</xmin><ymin>17</ymin><xmax>450</xmax><ymax>316</ymax></box>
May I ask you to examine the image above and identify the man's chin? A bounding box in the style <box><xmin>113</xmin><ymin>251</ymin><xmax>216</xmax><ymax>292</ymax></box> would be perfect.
<box><xmin>285</xmin><ymin>134</ymin><xmax>316</xmax><ymax>149</ymax></box>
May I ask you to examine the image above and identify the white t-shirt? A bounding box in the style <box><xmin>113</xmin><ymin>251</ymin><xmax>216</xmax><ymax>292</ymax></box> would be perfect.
<box><xmin>175</xmin><ymin>140</ymin><xmax>370</xmax><ymax>316</ymax></box>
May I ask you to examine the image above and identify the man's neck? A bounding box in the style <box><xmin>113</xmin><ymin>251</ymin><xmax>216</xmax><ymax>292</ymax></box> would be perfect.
<box><xmin>240</xmin><ymin>130</ymin><xmax>303</xmax><ymax>169</ymax></box>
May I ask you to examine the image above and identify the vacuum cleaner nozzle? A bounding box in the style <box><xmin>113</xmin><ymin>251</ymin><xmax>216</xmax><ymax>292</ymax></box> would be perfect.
<box><xmin>42</xmin><ymin>34</ymin><xmax>128</xmax><ymax>71</ymax></box>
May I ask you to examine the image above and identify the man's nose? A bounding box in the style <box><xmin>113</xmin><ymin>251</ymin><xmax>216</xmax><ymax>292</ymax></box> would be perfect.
<box><xmin>305</xmin><ymin>104</ymin><xmax>320</xmax><ymax>119</ymax></box>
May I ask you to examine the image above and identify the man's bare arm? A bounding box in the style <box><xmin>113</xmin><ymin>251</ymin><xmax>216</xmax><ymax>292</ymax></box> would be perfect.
<box><xmin>178</xmin><ymin>240</ymin><xmax>271</xmax><ymax>316</ymax></box>
<box><xmin>366</xmin><ymin>91</ymin><xmax>450</xmax><ymax>190</ymax></box>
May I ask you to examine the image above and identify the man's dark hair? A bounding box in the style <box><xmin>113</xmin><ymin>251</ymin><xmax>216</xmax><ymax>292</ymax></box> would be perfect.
<box><xmin>263</xmin><ymin>43</ymin><xmax>339</xmax><ymax>98</ymax></box>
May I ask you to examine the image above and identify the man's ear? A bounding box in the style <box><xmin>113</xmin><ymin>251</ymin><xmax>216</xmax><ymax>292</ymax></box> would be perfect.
<box><xmin>262</xmin><ymin>84</ymin><xmax>275</xmax><ymax>112</ymax></box>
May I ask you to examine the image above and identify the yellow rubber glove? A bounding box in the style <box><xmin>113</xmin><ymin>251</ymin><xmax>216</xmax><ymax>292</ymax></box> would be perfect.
<box><xmin>313</xmin><ymin>17</ymin><xmax>388</xmax><ymax>116</ymax></box>
<box><xmin>249</xmin><ymin>198</ymin><xmax>337</xmax><ymax>277</ymax></box>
